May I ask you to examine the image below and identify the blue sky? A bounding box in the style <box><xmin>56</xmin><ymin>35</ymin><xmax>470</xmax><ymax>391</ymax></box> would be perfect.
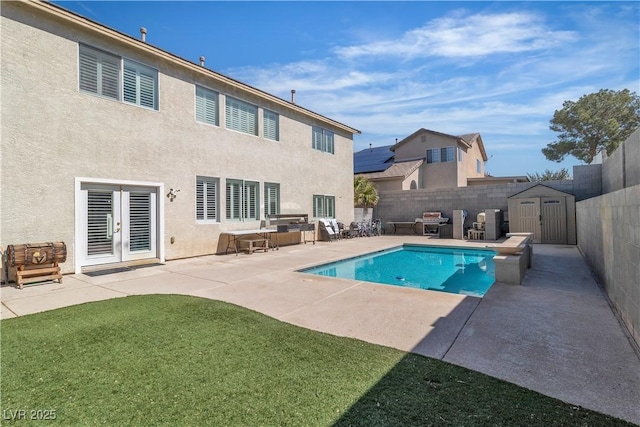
<box><xmin>57</xmin><ymin>1</ymin><xmax>639</xmax><ymax>177</ymax></box>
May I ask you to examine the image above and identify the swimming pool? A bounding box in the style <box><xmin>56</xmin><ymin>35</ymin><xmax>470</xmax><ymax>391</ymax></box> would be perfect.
<box><xmin>300</xmin><ymin>244</ymin><xmax>497</xmax><ymax>297</ymax></box>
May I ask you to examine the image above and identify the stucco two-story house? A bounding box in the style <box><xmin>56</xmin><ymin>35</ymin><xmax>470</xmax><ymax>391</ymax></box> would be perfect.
<box><xmin>1</xmin><ymin>0</ymin><xmax>359</xmax><ymax>275</ymax></box>
<box><xmin>354</xmin><ymin>128</ymin><xmax>527</xmax><ymax>191</ymax></box>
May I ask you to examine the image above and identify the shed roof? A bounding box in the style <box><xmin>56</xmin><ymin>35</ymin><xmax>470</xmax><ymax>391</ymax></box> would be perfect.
<box><xmin>508</xmin><ymin>184</ymin><xmax>574</xmax><ymax>199</ymax></box>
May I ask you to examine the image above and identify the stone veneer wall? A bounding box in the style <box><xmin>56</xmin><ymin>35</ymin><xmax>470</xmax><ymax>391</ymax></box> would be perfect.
<box><xmin>577</xmin><ymin>128</ymin><xmax>640</xmax><ymax>348</ymax></box>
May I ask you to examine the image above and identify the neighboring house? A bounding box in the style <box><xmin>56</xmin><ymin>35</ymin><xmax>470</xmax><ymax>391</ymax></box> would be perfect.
<box><xmin>0</xmin><ymin>0</ymin><xmax>359</xmax><ymax>274</ymax></box>
<box><xmin>354</xmin><ymin>128</ymin><xmax>527</xmax><ymax>190</ymax></box>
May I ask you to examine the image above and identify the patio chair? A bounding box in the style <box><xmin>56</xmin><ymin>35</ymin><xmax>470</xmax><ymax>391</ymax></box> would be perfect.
<box><xmin>349</xmin><ymin>221</ymin><xmax>361</xmax><ymax>238</ymax></box>
<box><xmin>337</xmin><ymin>222</ymin><xmax>350</xmax><ymax>239</ymax></box>
<box><xmin>318</xmin><ymin>219</ymin><xmax>338</xmax><ymax>241</ymax></box>
<box><xmin>329</xmin><ymin>219</ymin><xmax>342</xmax><ymax>240</ymax></box>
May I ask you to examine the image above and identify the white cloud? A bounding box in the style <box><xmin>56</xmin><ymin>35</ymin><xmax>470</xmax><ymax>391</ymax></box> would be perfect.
<box><xmin>334</xmin><ymin>12</ymin><xmax>577</xmax><ymax>60</ymax></box>
<box><xmin>224</xmin><ymin>4</ymin><xmax>637</xmax><ymax>176</ymax></box>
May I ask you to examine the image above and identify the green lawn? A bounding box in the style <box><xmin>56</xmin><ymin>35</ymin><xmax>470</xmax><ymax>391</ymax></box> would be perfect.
<box><xmin>0</xmin><ymin>295</ymin><xmax>632</xmax><ymax>426</ymax></box>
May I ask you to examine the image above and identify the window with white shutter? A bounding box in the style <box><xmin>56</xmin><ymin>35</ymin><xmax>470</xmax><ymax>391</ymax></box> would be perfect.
<box><xmin>123</xmin><ymin>59</ymin><xmax>158</xmax><ymax>110</ymax></box>
<box><xmin>312</xmin><ymin>127</ymin><xmax>334</xmax><ymax>154</ymax></box>
<box><xmin>225</xmin><ymin>97</ymin><xmax>257</xmax><ymax>135</ymax></box>
<box><xmin>226</xmin><ymin>179</ymin><xmax>243</xmax><ymax>220</ymax></box>
<box><xmin>226</xmin><ymin>179</ymin><xmax>260</xmax><ymax>221</ymax></box>
<box><xmin>79</xmin><ymin>44</ymin><xmax>120</xmax><ymax>100</ymax></box>
<box><xmin>263</xmin><ymin>110</ymin><xmax>279</xmax><ymax>141</ymax></box>
<box><xmin>196</xmin><ymin>176</ymin><xmax>218</xmax><ymax>222</ymax></box>
<box><xmin>243</xmin><ymin>181</ymin><xmax>259</xmax><ymax>220</ymax></box>
<box><xmin>264</xmin><ymin>183</ymin><xmax>280</xmax><ymax>216</ymax></box>
<box><xmin>313</xmin><ymin>195</ymin><xmax>335</xmax><ymax>218</ymax></box>
<box><xmin>195</xmin><ymin>86</ymin><xmax>219</xmax><ymax>126</ymax></box>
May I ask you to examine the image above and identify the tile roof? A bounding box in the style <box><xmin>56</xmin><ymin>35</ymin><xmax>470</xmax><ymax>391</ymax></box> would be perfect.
<box><xmin>356</xmin><ymin>159</ymin><xmax>424</xmax><ymax>180</ymax></box>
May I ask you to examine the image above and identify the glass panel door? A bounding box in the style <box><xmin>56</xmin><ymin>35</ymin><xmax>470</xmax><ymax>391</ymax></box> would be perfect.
<box><xmin>86</xmin><ymin>186</ymin><xmax>121</xmax><ymax>264</ymax></box>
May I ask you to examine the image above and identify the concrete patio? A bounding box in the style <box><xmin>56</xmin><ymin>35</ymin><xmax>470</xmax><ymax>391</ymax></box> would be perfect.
<box><xmin>1</xmin><ymin>236</ymin><xmax>639</xmax><ymax>424</ymax></box>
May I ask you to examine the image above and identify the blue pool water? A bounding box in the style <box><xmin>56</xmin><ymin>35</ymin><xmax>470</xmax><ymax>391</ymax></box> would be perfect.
<box><xmin>300</xmin><ymin>245</ymin><xmax>497</xmax><ymax>297</ymax></box>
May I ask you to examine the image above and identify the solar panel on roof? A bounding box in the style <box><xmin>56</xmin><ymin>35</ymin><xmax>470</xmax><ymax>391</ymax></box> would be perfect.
<box><xmin>353</xmin><ymin>145</ymin><xmax>394</xmax><ymax>174</ymax></box>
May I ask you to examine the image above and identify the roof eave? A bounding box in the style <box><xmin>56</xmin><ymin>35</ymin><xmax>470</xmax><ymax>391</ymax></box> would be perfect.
<box><xmin>25</xmin><ymin>0</ymin><xmax>360</xmax><ymax>135</ymax></box>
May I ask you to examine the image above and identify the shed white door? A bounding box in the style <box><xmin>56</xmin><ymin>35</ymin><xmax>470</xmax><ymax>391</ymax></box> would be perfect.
<box><xmin>83</xmin><ymin>184</ymin><xmax>157</xmax><ymax>267</ymax></box>
<box><xmin>541</xmin><ymin>197</ymin><xmax>567</xmax><ymax>244</ymax></box>
<box><xmin>517</xmin><ymin>198</ymin><xmax>541</xmax><ymax>243</ymax></box>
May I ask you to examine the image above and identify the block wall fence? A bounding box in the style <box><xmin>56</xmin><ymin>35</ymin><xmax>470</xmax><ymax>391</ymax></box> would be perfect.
<box><xmin>577</xmin><ymin>128</ymin><xmax>640</xmax><ymax>348</ymax></box>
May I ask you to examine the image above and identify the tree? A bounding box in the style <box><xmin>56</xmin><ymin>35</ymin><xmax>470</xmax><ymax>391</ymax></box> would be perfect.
<box><xmin>354</xmin><ymin>175</ymin><xmax>378</xmax><ymax>208</ymax></box>
<box><xmin>543</xmin><ymin>89</ymin><xmax>640</xmax><ymax>163</ymax></box>
<box><xmin>527</xmin><ymin>168</ymin><xmax>571</xmax><ymax>182</ymax></box>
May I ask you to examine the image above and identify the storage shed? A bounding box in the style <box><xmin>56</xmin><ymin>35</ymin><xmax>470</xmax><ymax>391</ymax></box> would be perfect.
<box><xmin>507</xmin><ymin>184</ymin><xmax>576</xmax><ymax>244</ymax></box>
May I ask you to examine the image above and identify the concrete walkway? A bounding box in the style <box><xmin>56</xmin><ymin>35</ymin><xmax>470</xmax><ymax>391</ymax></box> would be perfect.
<box><xmin>1</xmin><ymin>237</ymin><xmax>639</xmax><ymax>424</ymax></box>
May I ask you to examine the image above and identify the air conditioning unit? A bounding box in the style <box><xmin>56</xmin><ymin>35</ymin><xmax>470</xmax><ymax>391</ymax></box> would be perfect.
<box><xmin>477</xmin><ymin>212</ymin><xmax>486</xmax><ymax>223</ymax></box>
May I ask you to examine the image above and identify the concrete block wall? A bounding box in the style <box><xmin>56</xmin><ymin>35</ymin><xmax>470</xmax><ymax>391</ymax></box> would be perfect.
<box><xmin>603</xmin><ymin>128</ymin><xmax>640</xmax><ymax>193</ymax></box>
<box><xmin>576</xmin><ymin>129</ymin><xmax>640</xmax><ymax>348</ymax></box>
<box><xmin>577</xmin><ymin>185</ymin><xmax>640</xmax><ymax>348</ymax></box>
<box><xmin>625</xmin><ymin>128</ymin><xmax>640</xmax><ymax>188</ymax></box>
<box><xmin>374</xmin><ymin>181</ymin><xmax>578</xmax><ymax>236</ymax></box>
<box><xmin>573</xmin><ymin>164</ymin><xmax>602</xmax><ymax>200</ymax></box>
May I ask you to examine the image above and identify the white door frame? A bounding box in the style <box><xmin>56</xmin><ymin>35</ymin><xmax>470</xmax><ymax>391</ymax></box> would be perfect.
<box><xmin>75</xmin><ymin>177</ymin><xmax>165</xmax><ymax>273</ymax></box>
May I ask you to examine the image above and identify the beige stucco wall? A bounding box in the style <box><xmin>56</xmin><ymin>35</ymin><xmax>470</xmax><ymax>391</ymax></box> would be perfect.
<box><xmin>373</xmin><ymin>179</ymin><xmax>403</xmax><ymax>192</ymax></box>
<box><xmin>1</xmin><ymin>2</ymin><xmax>355</xmax><ymax>273</ymax></box>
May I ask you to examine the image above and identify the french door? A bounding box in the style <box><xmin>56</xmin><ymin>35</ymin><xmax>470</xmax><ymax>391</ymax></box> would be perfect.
<box><xmin>82</xmin><ymin>183</ymin><xmax>157</xmax><ymax>266</ymax></box>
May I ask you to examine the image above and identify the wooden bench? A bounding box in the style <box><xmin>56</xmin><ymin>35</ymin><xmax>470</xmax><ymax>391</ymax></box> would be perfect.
<box><xmin>7</xmin><ymin>242</ymin><xmax>66</xmax><ymax>289</ymax></box>
<box><xmin>241</xmin><ymin>238</ymin><xmax>269</xmax><ymax>255</ymax></box>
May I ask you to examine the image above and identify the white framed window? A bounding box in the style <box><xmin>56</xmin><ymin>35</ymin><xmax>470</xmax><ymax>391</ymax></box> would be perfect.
<box><xmin>243</xmin><ymin>181</ymin><xmax>259</xmax><ymax>220</ymax></box>
<box><xmin>78</xmin><ymin>44</ymin><xmax>158</xmax><ymax>110</ymax></box>
<box><xmin>196</xmin><ymin>176</ymin><xmax>218</xmax><ymax>222</ymax></box>
<box><xmin>264</xmin><ymin>183</ymin><xmax>280</xmax><ymax>216</ymax></box>
<box><xmin>426</xmin><ymin>146</ymin><xmax>455</xmax><ymax>163</ymax></box>
<box><xmin>312</xmin><ymin>127</ymin><xmax>334</xmax><ymax>154</ymax></box>
<box><xmin>458</xmin><ymin>147</ymin><xmax>463</xmax><ymax>162</ymax></box>
<box><xmin>477</xmin><ymin>159</ymin><xmax>482</xmax><ymax>174</ymax></box>
<box><xmin>226</xmin><ymin>179</ymin><xmax>259</xmax><ymax>221</ymax></box>
<box><xmin>195</xmin><ymin>86</ymin><xmax>219</xmax><ymax>126</ymax></box>
<box><xmin>263</xmin><ymin>110</ymin><xmax>279</xmax><ymax>141</ymax></box>
<box><xmin>123</xmin><ymin>60</ymin><xmax>158</xmax><ymax>109</ymax></box>
<box><xmin>313</xmin><ymin>195</ymin><xmax>335</xmax><ymax>218</ymax></box>
<box><xmin>79</xmin><ymin>44</ymin><xmax>120</xmax><ymax>100</ymax></box>
<box><xmin>225</xmin><ymin>97</ymin><xmax>258</xmax><ymax>135</ymax></box>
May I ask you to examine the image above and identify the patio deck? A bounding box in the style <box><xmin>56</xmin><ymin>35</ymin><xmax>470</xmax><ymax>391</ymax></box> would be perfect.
<box><xmin>1</xmin><ymin>236</ymin><xmax>639</xmax><ymax>424</ymax></box>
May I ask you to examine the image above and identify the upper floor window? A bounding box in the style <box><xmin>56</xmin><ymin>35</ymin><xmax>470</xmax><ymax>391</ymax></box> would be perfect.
<box><xmin>79</xmin><ymin>45</ymin><xmax>120</xmax><ymax>100</ymax></box>
<box><xmin>123</xmin><ymin>60</ymin><xmax>158</xmax><ymax>109</ymax></box>
<box><xmin>226</xmin><ymin>179</ymin><xmax>259</xmax><ymax>221</ymax></box>
<box><xmin>226</xmin><ymin>97</ymin><xmax>258</xmax><ymax>136</ymax></box>
<box><xmin>263</xmin><ymin>110</ymin><xmax>279</xmax><ymax>141</ymax></box>
<box><xmin>79</xmin><ymin>44</ymin><xmax>158</xmax><ymax>110</ymax></box>
<box><xmin>312</xmin><ymin>127</ymin><xmax>334</xmax><ymax>154</ymax></box>
<box><xmin>458</xmin><ymin>147</ymin><xmax>463</xmax><ymax>162</ymax></box>
<box><xmin>313</xmin><ymin>194</ymin><xmax>335</xmax><ymax>218</ymax></box>
<box><xmin>264</xmin><ymin>183</ymin><xmax>280</xmax><ymax>216</ymax></box>
<box><xmin>196</xmin><ymin>176</ymin><xmax>218</xmax><ymax>222</ymax></box>
<box><xmin>477</xmin><ymin>159</ymin><xmax>482</xmax><ymax>174</ymax></box>
<box><xmin>195</xmin><ymin>86</ymin><xmax>219</xmax><ymax>126</ymax></box>
<box><xmin>426</xmin><ymin>146</ymin><xmax>455</xmax><ymax>164</ymax></box>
